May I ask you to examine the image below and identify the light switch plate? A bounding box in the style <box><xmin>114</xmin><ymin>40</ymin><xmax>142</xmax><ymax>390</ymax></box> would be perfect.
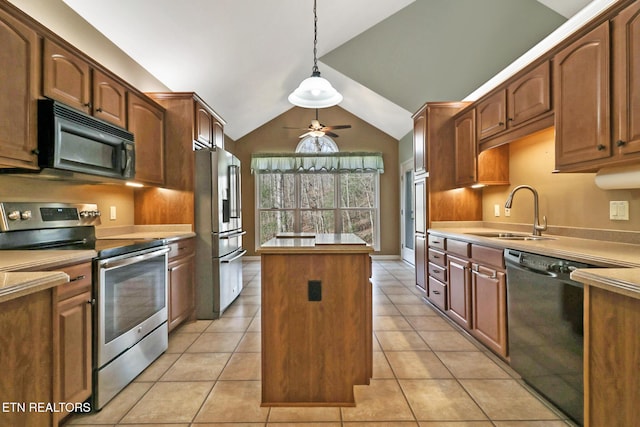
<box><xmin>609</xmin><ymin>201</ymin><xmax>629</xmax><ymax>220</ymax></box>
<box><xmin>110</xmin><ymin>206</ymin><xmax>117</xmax><ymax>220</ymax></box>
<box><xmin>494</xmin><ymin>204</ymin><xmax>500</xmax><ymax>217</ymax></box>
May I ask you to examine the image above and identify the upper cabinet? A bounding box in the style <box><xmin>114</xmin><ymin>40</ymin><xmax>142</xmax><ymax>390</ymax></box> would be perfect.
<box><xmin>195</xmin><ymin>101</ymin><xmax>225</xmax><ymax>149</ymax></box>
<box><xmin>477</xmin><ymin>61</ymin><xmax>552</xmax><ymax>149</ymax></box>
<box><xmin>412</xmin><ymin>104</ymin><xmax>428</xmax><ymax>176</ymax></box>
<box><xmin>128</xmin><ymin>93</ymin><xmax>165</xmax><ymax>186</ymax></box>
<box><xmin>43</xmin><ymin>39</ymin><xmax>127</xmax><ymax>128</ymax></box>
<box><xmin>0</xmin><ymin>6</ymin><xmax>40</xmax><ymax>169</ymax></box>
<box><xmin>555</xmin><ymin>1</ymin><xmax>640</xmax><ymax>171</ymax></box>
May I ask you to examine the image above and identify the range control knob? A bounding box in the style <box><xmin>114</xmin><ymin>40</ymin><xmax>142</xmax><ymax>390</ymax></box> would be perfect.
<box><xmin>7</xmin><ymin>210</ymin><xmax>20</xmax><ymax>221</ymax></box>
<box><xmin>79</xmin><ymin>211</ymin><xmax>90</xmax><ymax>218</ymax></box>
<box><xmin>20</xmin><ymin>210</ymin><xmax>32</xmax><ymax>220</ymax></box>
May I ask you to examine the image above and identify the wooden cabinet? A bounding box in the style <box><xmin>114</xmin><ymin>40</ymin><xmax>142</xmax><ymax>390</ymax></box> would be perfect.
<box><xmin>477</xmin><ymin>61</ymin><xmax>552</xmax><ymax>144</ymax></box>
<box><xmin>195</xmin><ymin>100</ymin><xmax>225</xmax><ymax>149</ymax></box>
<box><xmin>51</xmin><ymin>262</ymin><xmax>93</xmax><ymax>425</ymax></box>
<box><xmin>43</xmin><ymin>39</ymin><xmax>127</xmax><ymax>128</ymax></box>
<box><xmin>454</xmin><ymin>108</ymin><xmax>509</xmax><ymax>188</ymax></box>
<box><xmin>412</xmin><ymin>105</ymin><xmax>428</xmax><ymax>175</ymax></box>
<box><xmin>414</xmin><ymin>175</ymin><xmax>427</xmax><ymax>292</ymax></box>
<box><xmin>168</xmin><ymin>238</ymin><xmax>196</xmax><ymax>332</ymax></box>
<box><xmin>128</xmin><ymin>92</ymin><xmax>165</xmax><ymax>185</ymax></box>
<box><xmin>554</xmin><ymin>22</ymin><xmax>611</xmax><ymax>170</ymax></box>
<box><xmin>415</xmin><ymin>234</ymin><xmax>427</xmax><ymax>293</ymax></box>
<box><xmin>469</xmin><ymin>244</ymin><xmax>507</xmax><ymax>358</ymax></box>
<box><xmin>0</xmin><ymin>6</ymin><xmax>40</xmax><ymax>169</ymax></box>
<box><xmin>426</xmin><ymin>234</ymin><xmax>447</xmax><ymax>310</ymax></box>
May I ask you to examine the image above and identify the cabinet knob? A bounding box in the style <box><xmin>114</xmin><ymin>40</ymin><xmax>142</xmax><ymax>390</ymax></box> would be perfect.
<box><xmin>616</xmin><ymin>140</ymin><xmax>626</xmax><ymax>147</ymax></box>
<box><xmin>498</xmin><ymin>122</ymin><xmax>505</xmax><ymax>126</ymax></box>
<box><xmin>597</xmin><ymin>144</ymin><xmax>607</xmax><ymax>151</ymax></box>
<box><xmin>432</xmin><ymin>290</ymin><xmax>441</xmax><ymax>295</ymax></box>
<box><xmin>84</xmin><ymin>102</ymin><xmax>92</xmax><ymax>108</ymax></box>
<box><xmin>96</xmin><ymin>107</ymin><xmax>103</xmax><ymax>113</ymax></box>
<box><xmin>31</xmin><ymin>148</ymin><xmax>40</xmax><ymax>155</ymax></box>
<box><xmin>87</xmin><ymin>299</ymin><xmax>95</xmax><ymax>306</ymax></box>
<box><xmin>508</xmin><ymin>117</ymin><xmax>514</xmax><ymax>121</ymax></box>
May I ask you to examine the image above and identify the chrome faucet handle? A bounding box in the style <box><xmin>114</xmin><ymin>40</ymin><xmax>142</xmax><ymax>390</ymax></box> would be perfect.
<box><xmin>534</xmin><ymin>215</ymin><xmax>548</xmax><ymax>235</ymax></box>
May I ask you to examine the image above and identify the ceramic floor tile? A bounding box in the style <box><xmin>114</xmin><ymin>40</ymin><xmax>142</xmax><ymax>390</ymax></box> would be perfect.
<box><xmin>373</xmin><ymin>303</ymin><xmax>402</xmax><ymax>316</ymax></box>
<box><xmin>388</xmin><ymin>294</ymin><xmax>426</xmax><ymax>305</ymax></box>
<box><xmin>159</xmin><ymin>352</ymin><xmax>231</xmax><ymax>381</ymax></box>
<box><xmin>120</xmin><ymin>381</ymin><xmax>213</xmax><ymax>424</ymax></box>
<box><xmin>266</xmin><ymin>423</ymin><xmax>341</xmax><ymax>427</ymax></box>
<box><xmin>66</xmin><ymin>382</ymin><xmax>152</xmax><ymax>424</ymax></box>
<box><xmin>418</xmin><ymin>331</ymin><xmax>479</xmax><ymax>351</ymax></box>
<box><xmin>372</xmin><ymin>351</ymin><xmax>395</xmax><ymax>378</ymax></box>
<box><xmin>492</xmin><ymin>422</ymin><xmax>571</xmax><ymax>427</ymax></box>
<box><xmin>395</xmin><ymin>304</ymin><xmax>440</xmax><ymax>316</ymax></box>
<box><xmin>375</xmin><ymin>331</ymin><xmax>429</xmax><ymax>351</ymax></box>
<box><xmin>435</xmin><ymin>351</ymin><xmax>511</xmax><ymax>379</ymax></box>
<box><xmin>399</xmin><ymin>379</ymin><xmax>488</xmax><ymax>421</ymax></box>
<box><xmin>386</xmin><ymin>351</ymin><xmax>453</xmax><ymax>379</ymax></box>
<box><xmin>345</xmin><ymin>422</ymin><xmax>419</xmax><ymax>426</ymax></box>
<box><xmin>460</xmin><ymin>379</ymin><xmax>562</xmax><ymax>421</ymax></box>
<box><xmin>405</xmin><ymin>315</ymin><xmax>456</xmax><ymax>331</ymax></box>
<box><xmin>219</xmin><ymin>352</ymin><xmax>261</xmax><ymax>380</ymax></box>
<box><xmin>374</xmin><ymin>315</ymin><xmax>414</xmax><ymax>331</ymax></box>
<box><xmin>222</xmin><ymin>302</ymin><xmax>260</xmax><ymax>317</ymax></box>
<box><xmin>205</xmin><ymin>316</ymin><xmax>253</xmax><ymax>332</ymax></box>
<box><xmin>133</xmin><ymin>352</ymin><xmax>180</xmax><ymax>382</ymax></box>
<box><xmin>341</xmin><ymin>379</ymin><xmax>415</xmax><ymax>422</ymax></box>
<box><xmin>193</xmin><ymin>380</ymin><xmax>269</xmax><ymax>423</ymax></box>
<box><xmin>267</xmin><ymin>406</ymin><xmax>341</xmax><ymax>422</ymax></box>
<box><xmin>187</xmin><ymin>332</ymin><xmax>244</xmax><ymax>352</ymax></box>
<box><xmin>235</xmin><ymin>331</ymin><xmax>261</xmax><ymax>352</ymax></box>
<box><xmin>173</xmin><ymin>319</ymin><xmax>212</xmax><ymax>333</ymax></box>
<box><xmin>417</xmin><ymin>422</ymin><xmax>494</xmax><ymax>426</ymax></box>
<box><xmin>166</xmin><ymin>332</ymin><xmax>200</xmax><ymax>353</ymax></box>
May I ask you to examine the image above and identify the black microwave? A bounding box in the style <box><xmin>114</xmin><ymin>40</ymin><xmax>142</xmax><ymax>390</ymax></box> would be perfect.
<box><xmin>37</xmin><ymin>99</ymin><xmax>135</xmax><ymax>180</ymax></box>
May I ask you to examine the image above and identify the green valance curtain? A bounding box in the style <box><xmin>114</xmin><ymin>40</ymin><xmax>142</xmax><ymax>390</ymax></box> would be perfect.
<box><xmin>250</xmin><ymin>152</ymin><xmax>384</xmax><ymax>174</ymax></box>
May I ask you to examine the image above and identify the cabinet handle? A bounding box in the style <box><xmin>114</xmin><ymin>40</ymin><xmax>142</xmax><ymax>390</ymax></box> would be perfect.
<box><xmin>432</xmin><ymin>254</ymin><xmax>440</xmax><ymax>259</ymax></box>
<box><xmin>473</xmin><ymin>268</ymin><xmax>497</xmax><ymax>280</ymax></box>
<box><xmin>70</xmin><ymin>274</ymin><xmax>86</xmax><ymax>282</ymax></box>
<box><xmin>31</xmin><ymin>148</ymin><xmax>40</xmax><ymax>155</ymax></box>
<box><xmin>508</xmin><ymin>117</ymin><xmax>514</xmax><ymax>122</ymax></box>
<box><xmin>431</xmin><ymin>240</ymin><xmax>441</xmax><ymax>244</ymax></box>
<box><xmin>87</xmin><ymin>299</ymin><xmax>95</xmax><ymax>306</ymax></box>
<box><xmin>616</xmin><ymin>140</ymin><xmax>626</xmax><ymax>147</ymax></box>
<box><xmin>96</xmin><ymin>107</ymin><xmax>103</xmax><ymax>113</ymax></box>
<box><xmin>432</xmin><ymin>290</ymin><xmax>441</xmax><ymax>295</ymax></box>
<box><xmin>498</xmin><ymin>122</ymin><xmax>504</xmax><ymax>126</ymax></box>
<box><xmin>84</xmin><ymin>102</ymin><xmax>92</xmax><ymax>108</ymax></box>
<box><xmin>597</xmin><ymin>144</ymin><xmax>607</xmax><ymax>151</ymax></box>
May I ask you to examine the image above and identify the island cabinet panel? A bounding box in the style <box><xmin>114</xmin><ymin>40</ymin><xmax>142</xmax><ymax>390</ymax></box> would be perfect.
<box><xmin>261</xmin><ymin>251</ymin><xmax>372</xmax><ymax>406</ymax></box>
<box><xmin>0</xmin><ymin>6</ymin><xmax>40</xmax><ymax>169</ymax></box>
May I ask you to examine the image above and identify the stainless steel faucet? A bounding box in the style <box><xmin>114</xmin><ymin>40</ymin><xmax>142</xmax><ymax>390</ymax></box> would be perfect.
<box><xmin>505</xmin><ymin>185</ymin><xmax>548</xmax><ymax>236</ymax></box>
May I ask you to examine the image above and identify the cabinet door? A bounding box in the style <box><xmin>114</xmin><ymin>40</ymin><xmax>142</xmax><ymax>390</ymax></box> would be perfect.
<box><xmin>43</xmin><ymin>38</ymin><xmax>91</xmax><ymax>114</ymax></box>
<box><xmin>168</xmin><ymin>254</ymin><xmax>195</xmax><ymax>332</ymax></box>
<box><xmin>454</xmin><ymin>110</ymin><xmax>477</xmax><ymax>187</ymax></box>
<box><xmin>554</xmin><ymin>21</ymin><xmax>611</xmax><ymax>169</ymax></box>
<box><xmin>612</xmin><ymin>2</ymin><xmax>640</xmax><ymax>157</ymax></box>
<box><xmin>0</xmin><ymin>8</ymin><xmax>39</xmax><ymax>169</ymax></box>
<box><xmin>477</xmin><ymin>90</ymin><xmax>506</xmax><ymax>140</ymax></box>
<box><xmin>413</xmin><ymin>107</ymin><xmax>427</xmax><ymax>175</ymax></box>
<box><xmin>128</xmin><ymin>93</ymin><xmax>165</xmax><ymax>185</ymax></box>
<box><xmin>507</xmin><ymin>61</ymin><xmax>551</xmax><ymax>128</ymax></box>
<box><xmin>471</xmin><ymin>265</ymin><xmax>507</xmax><ymax>358</ymax></box>
<box><xmin>447</xmin><ymin>254</ymin><xmax>472</xmax><ymax>329</ymax></box>
<box><xmin>56</xmin><ymin>290</ymin><xmax>92</xmax><ymax>412</ymax></box>
<box><xmin>93</xmin><ymin>69</ymin><xmax>127</xmax><ymax>128</ymax></box>
<box><xmin>213</xmin><ymin>118</ymin><xmax>225</xmax><ymax>149</ymax></box>
<box><xmin>195</xmin><ymin>101</ymin><xmax>213</xmax><ymax>147</ymax></box>
<box><xmin>414</xmin><ymin>175</ymin><xmax>427</xmax><ymax>234</ymax></box>
<box><xmin>415</xmin><ymin>234</ymin><xmax>426</xmax><ymax>292</ymax></box>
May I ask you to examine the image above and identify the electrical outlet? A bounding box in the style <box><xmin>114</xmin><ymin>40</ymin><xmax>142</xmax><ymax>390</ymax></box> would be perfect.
<box><xmin>609</xmin><ymin>201</ymin><xmax>629</xmax><ymax>221</ymax></box>
<box><xmin>504</xmin><ymin>208</ymin><xmax>511</xmax><ymax>217</ymax></box>
<box><xmin>494</xmin><ymin>204</ymin><xmax>500</xmax><ymax>217</ymax></box>
<box><xmin>109</xmin><ymin>206</ymin><xmax>117</xmax><ymax>220</ymax></box>
<box><xmin>308</xmin><ymin>280</ymin><xmax>322</xmax><ymax>301</ymax></box>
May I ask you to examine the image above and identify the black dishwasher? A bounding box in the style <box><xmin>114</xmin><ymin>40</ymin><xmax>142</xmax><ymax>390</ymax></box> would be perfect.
<box><xmin>505</xmin><ymin>249</ymin><xmax>593</xmax><ymax>426</ymax></box>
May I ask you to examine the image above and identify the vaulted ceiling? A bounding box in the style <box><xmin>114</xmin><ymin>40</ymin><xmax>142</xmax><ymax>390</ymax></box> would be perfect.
<box><xmin>60</xmin><ymin>0</ymin><xmax>592</xmax><ymax>141</ymax></box>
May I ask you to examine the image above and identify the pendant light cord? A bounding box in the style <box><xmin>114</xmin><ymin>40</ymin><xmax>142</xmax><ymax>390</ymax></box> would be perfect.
<box><xmin>312</xmin><ymin>0</ymin><xmax>320</xmax><ymax>76</ymax></box>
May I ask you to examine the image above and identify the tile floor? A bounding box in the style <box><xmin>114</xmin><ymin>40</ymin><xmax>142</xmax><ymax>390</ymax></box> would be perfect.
<box><xmin>65</xmin><ymin>259</ymin><xmax>576</xmax><ymax>426</ymax></box>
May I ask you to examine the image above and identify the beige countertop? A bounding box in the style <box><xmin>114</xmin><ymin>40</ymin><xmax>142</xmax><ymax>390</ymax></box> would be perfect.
<box><xmin>259</xmin><ymin>233</ymin><xmax>373</xmax><ymax>254</ymax></box>
<box><xmin>0</xmin><ymin>250</ymin><xmax>96</xmax><ymax>272</ymax></box>
<box><xmin>96</xmin><ymin>224</ymin><xmax>195</xmax><ymax>242</ymax></box>
<box><xmin>429</xmin><ymin>226</ymin><xmax>640</xmax><ymax>298</ymax></box>
<box><xmin>0</xmin><ymin>271</ymin><xmax>69</xmax><ymax>303</ymax></box>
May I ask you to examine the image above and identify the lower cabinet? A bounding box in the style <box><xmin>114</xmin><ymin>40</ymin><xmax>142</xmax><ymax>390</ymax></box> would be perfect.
<box><xmin>51</xmin><ymin>261</ymin><xmax>93</xmax><ymax>425</ymax></box>
<box><xmin>415</xmin><ymin>234</ymin><xmax>427</xmax><ymax>293</ymax></box>
<box><xmin>470</xmin><ymin>263</ymin><xmax>507</xmax><ymax>357</ymax></box>
<box><xmin>447</xmin><ymin>254</ymin><xmax>472</xmax><ymax>329</ymax></box>
<box><xmin>168</xmin><ymin>237</ymin><xmax>196</xmax><ymax>332</ymax></box>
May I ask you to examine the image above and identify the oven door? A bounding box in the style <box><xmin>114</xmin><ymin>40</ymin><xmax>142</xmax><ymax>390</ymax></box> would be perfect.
<box><xmin>95</xmin><ymin>246</ymin><xmax>169</xmax><ymax>367</ymax></box>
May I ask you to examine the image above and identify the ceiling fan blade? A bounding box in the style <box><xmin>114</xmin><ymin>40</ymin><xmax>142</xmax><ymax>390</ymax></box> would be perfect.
<box><xmin>325</xmin><ymin>131</ymin><xmax>339</xmax><ymax>138</ymax></box>
<box><xmin>299</xmin><ymin>131</ymin><xmax>313</xmax><ymax>138</ymax></box>
<box><xmin>283</xmin><ymin>126</ymin><xmax>306</xmax><ymax>130</ymax></box>
<box><xmin>323</xmin><ymin>125</ymin><xmax>351</xmax><ymax>130</ymax></box>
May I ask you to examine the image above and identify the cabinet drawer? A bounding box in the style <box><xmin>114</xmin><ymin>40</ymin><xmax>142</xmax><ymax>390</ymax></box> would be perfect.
<box><xmin>428</xmin><ymin>262</ymin><xmax>447</xmax><ymax>283</ymax></box>
<box><xmin>54</xmin><ymin>262</ymin><xmax>92</xmax><ymax>301</ymax></box>
<box><xmin>428</xmin><ymin>276</ymin><xmax>447</xmax><ymax>311</ymax></box>
<box><xmin>447</xmin><ymin>239</ymin><xmax>470</xmax><ymax>258</ymax></box>
<box><xmin>471</xmin><ymin>244</ymin><xmax>504</xmax><ymax>269</ymax></box>
<box><xmin>168</xmin><ymin>238</ymin><xmax>196</xmax><ymax>261</ymax></box>
<box><xmin>428</xmin><ymin>234</ymin><xmax>446</xmax><ymax>250</ymax></box>
<box><xmin>427</xmin><ymin>248</ymin><xmax>446</xmax><ymax>267</ymax></box>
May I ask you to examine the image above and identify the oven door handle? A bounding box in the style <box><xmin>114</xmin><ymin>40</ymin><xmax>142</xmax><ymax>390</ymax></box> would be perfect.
<box><xmin>221</xmin><ymin>249</ymin><xmax>247</xmax><ymax>263</ymax></box>
<box><xmin>99</xmin><ymin>247</ymin><xmax>170</xmax><ymax>271</ymax></box>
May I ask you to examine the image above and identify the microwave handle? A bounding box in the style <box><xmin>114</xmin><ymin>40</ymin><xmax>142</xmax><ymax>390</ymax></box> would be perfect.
<box><xmin>122</xmin><ymin>143</ymin><xmax>132</xmax><ymax>174</ymax></box>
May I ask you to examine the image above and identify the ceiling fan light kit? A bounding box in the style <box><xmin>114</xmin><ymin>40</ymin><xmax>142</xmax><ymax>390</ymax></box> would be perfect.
<box><xmin>288</xmin><ymin>0</ymin><xmax>342</xmax><ymax>109</ymax></box>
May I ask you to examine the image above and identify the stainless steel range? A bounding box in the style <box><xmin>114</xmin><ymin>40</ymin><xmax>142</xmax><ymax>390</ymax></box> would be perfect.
<box><xmin>0</xmin><ymin>202</ymin><xmax>169</xmax><ymax>410</ymax></box>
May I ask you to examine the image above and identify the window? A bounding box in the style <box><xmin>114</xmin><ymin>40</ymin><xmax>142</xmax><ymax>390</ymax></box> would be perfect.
<box><xmin>256</xmin><ymin>171</ymin><xmax>380</xmax><ymax>249</ymax></box>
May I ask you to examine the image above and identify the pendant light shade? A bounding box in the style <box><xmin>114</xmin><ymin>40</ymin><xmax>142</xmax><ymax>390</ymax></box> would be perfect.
<box><xmin>288</xmin><ymin>0</ymin><xmax>342</xmax><ymax>108</ymax></box>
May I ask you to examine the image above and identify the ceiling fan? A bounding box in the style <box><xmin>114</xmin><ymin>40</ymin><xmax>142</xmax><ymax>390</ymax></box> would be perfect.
<box><xmin>285</xmin><ymin>109</ymin><xmax>351</xmax><ymax>138</ymax></box>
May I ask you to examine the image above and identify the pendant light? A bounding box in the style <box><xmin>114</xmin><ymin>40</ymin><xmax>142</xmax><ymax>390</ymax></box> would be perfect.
<box><xmin>288</xmin><ymin>0</ymin><xmax>343</xmax><ymax>108</ymax></box>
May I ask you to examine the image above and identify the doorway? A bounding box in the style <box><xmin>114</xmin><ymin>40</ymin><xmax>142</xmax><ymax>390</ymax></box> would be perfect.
<box><xmin>400</xmin><ymin>159</ymin><xmax>414</xmax><ymax>264</ymax></box>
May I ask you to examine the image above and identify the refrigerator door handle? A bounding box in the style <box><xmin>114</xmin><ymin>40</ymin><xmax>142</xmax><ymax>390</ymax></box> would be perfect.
<box><xmin>219</xmin><ymin>230</ymin><xmax>246</xmax><ymax>239</ymax></box>
<box><xmin>221</xmin><ymin>249</ymin><xmax>247</xmax><ymax>263</ymax></box>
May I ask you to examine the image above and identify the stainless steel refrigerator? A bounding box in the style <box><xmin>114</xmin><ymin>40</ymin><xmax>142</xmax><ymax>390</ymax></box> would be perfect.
<box><xmin>194</xmin><ymin>147</ymin><xmax>246</xmax><ymax>319</ymax></box>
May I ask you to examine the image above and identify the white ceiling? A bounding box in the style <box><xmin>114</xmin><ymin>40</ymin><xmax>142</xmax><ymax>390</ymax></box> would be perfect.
<box><xmin>61</xmin><ymin>0</ymin><xmax>592</xmax><ymax>141</ymax></box>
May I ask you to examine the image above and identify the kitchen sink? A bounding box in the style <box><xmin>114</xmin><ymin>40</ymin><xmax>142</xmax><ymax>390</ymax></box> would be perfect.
<box><xmin>466</xmin><ymin>232</ymin><xmax>555</xmax><ymax>241</ymax></box>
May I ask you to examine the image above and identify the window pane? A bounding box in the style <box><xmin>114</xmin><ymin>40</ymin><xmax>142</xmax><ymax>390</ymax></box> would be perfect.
<box><xmin>341</xmin><ymin>210</ymin><xmax>374</xmax><ymax>245</ymax></box>
<box><xmin>301</xmin><ymin>210</ymin><xmax>335</xmax><ymax>234</ymax></box>
<box><xmin>340</xmin><ymin>173</ymin><xmax>375</xmax><ymax>208</ymax></box>
<box><xmin>259</xmin><ymin>211</ymin><xmax>294</xmax><ymax>244</ymax></box>
<box><xmin>258</xmin><ymin>173</ymin><xmax>295</xmax><ymax>209</ymax></box>
<box><xmin>300</xmin><ymin>174</ymin><xmax>335</xmax><ymax>209</ymax></box>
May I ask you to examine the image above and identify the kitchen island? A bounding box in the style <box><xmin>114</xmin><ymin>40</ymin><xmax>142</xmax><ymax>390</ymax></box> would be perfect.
<box><xmin>258</xmin><ymin>233</ymin><xmax>373</xmax><ymax>406</ymax></box>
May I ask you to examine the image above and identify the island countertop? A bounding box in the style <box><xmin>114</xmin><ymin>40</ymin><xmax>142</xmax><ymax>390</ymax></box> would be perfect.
<box><xmin>258</xmin><ymin>233</ymin><xmax>373</xmax><ymax>254</ymax></box>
